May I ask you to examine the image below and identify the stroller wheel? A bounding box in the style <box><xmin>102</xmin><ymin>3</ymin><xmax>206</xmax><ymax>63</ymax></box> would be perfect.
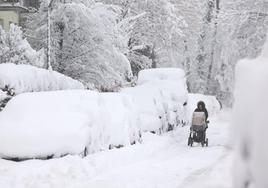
<box><xmin>188</xmin><ymin>136</ymin><xmax>192</xmax><ymax>146</ymax></box>
<box><xmin>190</xmin><ymin>139</ymin><xmax>193</xmax><ymax>147</ymax></box>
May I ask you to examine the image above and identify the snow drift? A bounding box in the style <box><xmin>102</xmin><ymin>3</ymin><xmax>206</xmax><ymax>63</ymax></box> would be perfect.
<box><xmin>0</xmin><ymin>90</ymin><xmax>141</xmax><ymax>159</ymax></box>
<box><xmin>0</xmin><ymin>63</ymin><xmax>84</xmax><ymax>94</ymax></box>
<box><xmin>232</xmin><ymin>37</ymin><xmax>268</xmax><ymax>188</ymax></box>
<box><xmin>122</xmin><ymin>68</ymin><xmax>188</xmax><ymax>133</ymax></box>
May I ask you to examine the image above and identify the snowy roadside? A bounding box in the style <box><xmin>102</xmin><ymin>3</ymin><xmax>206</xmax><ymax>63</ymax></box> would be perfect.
<box><xmin>0</xmin><ymin>110</ymin><xmax>232</xmax><ymax>188</ymax></box>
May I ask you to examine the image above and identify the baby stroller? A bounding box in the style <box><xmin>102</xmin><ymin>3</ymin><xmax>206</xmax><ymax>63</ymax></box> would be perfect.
<box><xmin>188</xmin><ymin>112</ymin><xmax>208</xmax><ymax>147</ymax></box>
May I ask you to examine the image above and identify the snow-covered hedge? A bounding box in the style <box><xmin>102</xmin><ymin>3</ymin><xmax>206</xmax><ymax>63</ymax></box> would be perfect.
<box><xmin>232</xmin><ymin>38</ymin><xmax>268</xmax><ymax>188</ymax></box>
<box><xmin>0</xmin><ymin>90</ymin><xmax>141</xmax><ymax>159</ymax></box>
<box><xmin>0</xmin><ymin>63</ymin><xmax>84</xmax><ymax>95</ymax></box>
<box><xmin>186</xmin><ymin>93</ymin><xmax>221</xmax><ymax>124</ymax></box>
<box><xmin>122</xmin><ymin>68</ymin><xmax>188</xmax><ymax>133</ymax></box>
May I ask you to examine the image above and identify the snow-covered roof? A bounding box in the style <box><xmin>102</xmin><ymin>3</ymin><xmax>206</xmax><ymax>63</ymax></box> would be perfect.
<box><xmin>0</xmin><ymin>5</ymin><xmax>28</xmax><ymax>12</ymax></box>
<box><xmin>0</xmin><ymin>0</ymin><xmax>37</xmax><ymax>11</ymax></box>
<box><xmin>0</xmin><ymin>0</ymin><xmax>29</xmax><ymax>12</ymax></box>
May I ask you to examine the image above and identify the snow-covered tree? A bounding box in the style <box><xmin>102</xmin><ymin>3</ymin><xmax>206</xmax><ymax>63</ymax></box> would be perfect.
<box><xmin>25</xmin><ymin>0</ymin><xmax>48</xmax><ymax>51</ymax></box>
<box><xmin>128</xmin><ymin>0</ymin><xmax>186</xmax><ymax>68</ymax></box>
<box><xmin>25</xmin><ymin>0</ymin><xmax>133</xmax><ymax>90</ymax></box>
<box><xmin>214</xmin><ymin>0</ymin><xmax>268</xmax><ymax>105</ymax></box>
<box><xmin>0</xmin><ymin>24</ymin><xmax>45</xmax><ymax>67</ymax></box>
<box><xmin>171</xmin><ymin>0</ymin><xmax>210</xmax><ymax>93</ymax></box>
<box><xmin>99</xmin><ymin>0</ymin><xmax>186</xmax><ymax>75</ymax></box>
<box><xmin>22</xmin><ymin>0</ymin><xmax>268</xmax><ymax>105</ymax></box>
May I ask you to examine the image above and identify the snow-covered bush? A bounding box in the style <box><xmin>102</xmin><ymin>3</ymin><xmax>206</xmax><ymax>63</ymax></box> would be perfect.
<box><xmin>186</xmin><ymin>93</ymin><xmax>221</xmax><ymax>124</ymax></box>
<box><xmin>0</xmin><ymin>63</ymin><xmax>84</xmax><ymax>95</ymax></box>
<box><xmin>0</xmin><ymin>24</ymin><xmax>45</xmax><ymax>67</ymax></box>
<box><xmin>122</xmin><ymin>68</ymin><xmax>188</xmax><ymax>134</ymax></box>
<box><xmin>0</xmin><ymin>90</ymin><xmax>141</xmax><ymax>159</ymax></box>
<box><xmin>232</xmin><ymin>37</ymin><xmax>268</xmax><ymax>188</ymax></box>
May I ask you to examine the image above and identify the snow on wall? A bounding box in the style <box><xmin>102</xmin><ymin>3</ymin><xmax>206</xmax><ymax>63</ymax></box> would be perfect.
<box><xmin>0</xmin><ymin>90</ymin><xmax>141</xmax><ymax>159</ymax></box>
<box><xmin>122</xmin><ymin>68</ymin><xmax>188</xmax><ymax>133</ymax></box>
<box><xmin>0</xmin><ymin>63</ymin><xmax>84</xmax><ymax>95</ymax></box>
<box><xmin>232</xmin><ymin>38</ymin><xmax>268</xmax><ymax>188</ymax></box>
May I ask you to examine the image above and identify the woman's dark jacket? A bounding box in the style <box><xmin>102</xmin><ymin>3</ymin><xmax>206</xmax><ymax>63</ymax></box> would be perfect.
<box><xmin>194</xmin><ymin>101</ymin><xmax>208</xmax><ymax>120</ymax></box>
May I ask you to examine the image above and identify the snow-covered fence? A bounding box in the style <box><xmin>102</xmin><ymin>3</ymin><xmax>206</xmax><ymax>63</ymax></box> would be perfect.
<box><xmin>232</xmin><ymin>39</ymin><xmax>268</xmax><ymax>188</ymax></box>
<box><xmin>122</xmin><ymin>68</ymin><xmax>188</xmax><ymax>134</ymax></box>
<box><xmin>0</xmin><ymin>90</ymin><xmax>141</xmax><ymax>159</ymax></box>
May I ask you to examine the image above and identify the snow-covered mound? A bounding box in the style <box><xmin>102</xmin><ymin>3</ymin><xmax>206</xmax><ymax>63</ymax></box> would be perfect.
<box><xmin>232</xmin><ymin>39</ymin><xmax>268</xmax><ymax>188</ymax></box>
<box><xmin>122</xmin><ymin>68</ymin><xmax>188</xmax><ymax>133</ymax></box>
<box><xmin>137</xmin><ymin>68</ymin><xmax>185</xmax><ymax>85</ymax></box>
<box><xmin>186</xmin><ymin>93</ymin><xmax>221</xmax><ymax>124</ymax></box>
<box><xmin>0</xmin><ymin>90</ymin><xmax>141</xmax><ymax>159</ymax></box>
<box><xmin>0</xmin><ymin>63</ymin><xmax>84</xmax><ymax>94</ymax></box>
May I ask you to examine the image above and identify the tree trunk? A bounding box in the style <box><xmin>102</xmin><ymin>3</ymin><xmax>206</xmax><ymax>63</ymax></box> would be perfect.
<box><xmin>207</xmin><ymin>0</ymin><xmax>220</xmax><ymax>94</ymax></box>
<box><xmin>151</xmin><ymin>44</ymin><xmax>157</xmax><ymax>68</ymax></box>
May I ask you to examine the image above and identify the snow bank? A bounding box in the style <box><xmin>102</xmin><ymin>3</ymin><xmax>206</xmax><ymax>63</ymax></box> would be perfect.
<box><xmin>122</xmin><ymin>68</ymin><xmax>188</xmax><ymax>133</ymax></box>
<box><xmin>0</xmin><ymin>63</ymin><xmax>84</xmax><ymax>95</ymax></box>
<box><xmin>137</xmin><ymin>68</ymin><xmax>185</xmax><ymax>85</ymax></box>
<box><xmin>232</xmin><ymin>39</ymin><xmax>268</xmax><ymax>188</ymax></box>
<box><xmin>0</xmin><ymin>90</ymin><xmax>141</xmax><ymax>159</ymax></box>
<box><xmin>186</xmin><ymin>93</ymin><xmax>221</xmax><ymax>124</ymax></box>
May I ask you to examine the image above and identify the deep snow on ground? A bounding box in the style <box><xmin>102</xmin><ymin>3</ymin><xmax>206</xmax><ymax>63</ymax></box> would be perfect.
<box><xmin>0</xmin><ymin>110</ymin><xmax>232</xmax><ymax>188</ymax></box>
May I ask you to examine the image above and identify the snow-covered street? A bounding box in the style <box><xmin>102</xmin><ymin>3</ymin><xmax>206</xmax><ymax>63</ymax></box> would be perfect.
<box><xmin>0</xmin><ymin>110</ymin><xmax>232</xmax><ymax>188</ymax></box>
<box><xmin>0</xmin><ymin>0</ymin><xmax>267</xmax><ymax>187</ymax></box>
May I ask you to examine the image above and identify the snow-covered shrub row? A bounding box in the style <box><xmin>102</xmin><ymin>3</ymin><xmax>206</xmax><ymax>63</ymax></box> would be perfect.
<box><xmin>122</xmin><ymin>68</ymin><xmax>188</xmax><ymax>134</ymax></box>
<box><xmin>0</xmin><ymin>24</ymin><xmax>45</xmax><ymax>67</ymax></box>
<box><xmin>232</xmin><ymin>38</ymin><xmax>268</xmax><ymax>188</ymax></box>
<box><xmin>0</xmin><ymin>90</ymin><xmax>141</xmax><ymax>159</ymax></box>
<box><xmin>186</xmin><ymin>93</ymin><xmax>221</xmax><ymax>124</ymax></box>
<box><xmin>0</xmin><ymin>63</ymin><xmax>84</xmax><ymax>95</ymax></box>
